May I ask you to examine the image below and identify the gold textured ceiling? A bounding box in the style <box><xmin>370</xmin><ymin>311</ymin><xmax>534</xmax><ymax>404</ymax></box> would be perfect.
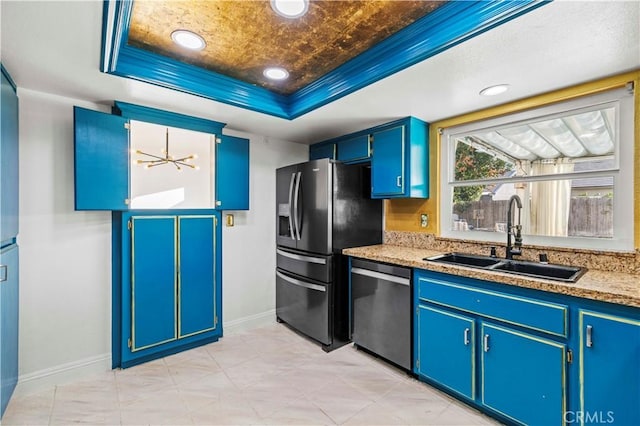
<box><xmin>127</xmin><ymin>0</ymin><xmax>445</xmax><ymax>95</ymax></box>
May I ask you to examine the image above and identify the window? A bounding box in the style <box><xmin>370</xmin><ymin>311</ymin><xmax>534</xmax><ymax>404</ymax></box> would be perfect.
<box><xmin>440</xmin><ymin>86</ymin><xmax>635</xmax><ymax>251</ymax></box>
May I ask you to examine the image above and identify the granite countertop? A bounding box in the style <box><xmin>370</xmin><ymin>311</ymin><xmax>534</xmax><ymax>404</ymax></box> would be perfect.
<box><xmin>343</xmin><ymin>244</ymin><xmax>640</xmax><ymax>308</ymax></box>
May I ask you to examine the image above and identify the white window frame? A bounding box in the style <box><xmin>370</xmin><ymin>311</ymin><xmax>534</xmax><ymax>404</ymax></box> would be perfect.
<box><xmin>440</xmin><ymin>87</ymin><xmax>635</xmax><ymax>252</ymax></box>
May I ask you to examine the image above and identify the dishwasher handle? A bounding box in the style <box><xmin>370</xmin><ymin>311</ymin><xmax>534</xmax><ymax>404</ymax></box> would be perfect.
<box><xmin>351</xmin><ymin>267</ymin><xmax>410</xmax><ymax>286</ymax></box>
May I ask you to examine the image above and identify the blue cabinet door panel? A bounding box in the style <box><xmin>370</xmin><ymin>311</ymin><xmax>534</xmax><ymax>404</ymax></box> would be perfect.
<box><xmin>580</xmin><ymin>311</ymin><xmax>640</xmax><ymax>426</ymax></box>
<box><xmin>74</xmin><ymin>107</ymin><xmax>130</xmax><ymax>210</ymax></box>
<box><xmin>337</xmin><ymin>135</ymin><xmax>370</xmax><ymax>163</ymax></box>
<box><xmin>416</xmin><ymin>304</ymin><xmax>475</xmax><ymax>400</ymax></box>
<box><xmin>1</xmin><ymin>70</ymin><xmax>19</xmax><ymax>243</ymax></box>
<box><xmin>309</xmin><ymin>143</ymin><xmax>335</xmax><ymax>160</ymax></box>
<box><xmin>179</xmin><ymin>216</ymin><xmax>216</xmax><ymax>337</ymax></box>
<box><xmin>216</xmin><ymin>135</ymin><xmax>249</xmax><ymax>210</ymax></box>
<box><xmin>131</xmin><ymin>217</ymin><xmax>177</xmax><ymax>350</ymax></box>
<box><xmin>371</xmin><ymin>126</ymin><xmax>405</xmax><ymax>196</ymax></box>
<box><xmin>0</xmin><ymin>245</ymin><xmax>18</xmax><ymax>417</ymax></box>
<box><xmin>481</xmin><ymin>323</ymin><xmax>566</xmax><ymax>426</ymax></box>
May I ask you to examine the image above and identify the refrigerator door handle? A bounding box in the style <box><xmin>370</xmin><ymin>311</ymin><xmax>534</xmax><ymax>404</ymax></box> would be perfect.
<box><xmin>287</xmin><ymin>172</ymin><xmax>296</xmax><ymax>240</ymax></box>
<box><xmin>293</xmin><ymin>171</ymin><xmax>302</xmax><ymax>240</ymax></box>
<box><xmin>276</xmin><ymin>249</ymin><xmax>327</xmax><ymax>265</ymax></box>
<box><xmin>276</xmin><ymin>271</ymin><xmax>326</xmax><ymax>292</ymax></box>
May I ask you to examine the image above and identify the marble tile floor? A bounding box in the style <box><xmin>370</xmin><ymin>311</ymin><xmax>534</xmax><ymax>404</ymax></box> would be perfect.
<box><xmin>3</xmin><ymin>323</ymin><xmax>500</xmax><ymax>425</ymax></box>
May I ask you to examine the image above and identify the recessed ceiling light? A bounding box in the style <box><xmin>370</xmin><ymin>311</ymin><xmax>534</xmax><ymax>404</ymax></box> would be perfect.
<box><xmin>479</xmin><ymin>84</ymin><xmax>510</xmax><ymax>96</ymax></box>
<box><xmin>263</xmin><ymin>67</ymin><xmax>289</xmax><ymax>80</ymax></box>
<box><xmin>271</xmin><ymin>0</ymin><xmax>309</xmax><ymax>19</ymax></box>
<box><xmin>171</xmin><ymin>30</ymin><xmax>206</xmax><ymax>51</ymax></box>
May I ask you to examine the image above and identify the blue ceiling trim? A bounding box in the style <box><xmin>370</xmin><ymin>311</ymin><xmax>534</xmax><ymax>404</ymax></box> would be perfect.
<box><xmin>114</xmin><ymin>100</ymin><xmax>227</xmax><ymax>134</ymax></box>
<box><xmin>1</xmin><ymin>64</ymin><xmax>18</xmax><ymax>92</ymax></box>
<box><xmin>102</xmin><ymin>0</ymin><xmax>550</xmax><ymax>120</ymax></box>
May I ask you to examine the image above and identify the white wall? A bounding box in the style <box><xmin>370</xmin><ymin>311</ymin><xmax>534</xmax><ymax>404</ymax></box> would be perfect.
<box><xmin>16</xmin><ymin>88</ymin><xmax>307</xmax><ymax>394</ymax></box>
<box><xmin>221</xmin><ymin>129</ymin><xmax>307</xmax><ymax>330</ymax></box>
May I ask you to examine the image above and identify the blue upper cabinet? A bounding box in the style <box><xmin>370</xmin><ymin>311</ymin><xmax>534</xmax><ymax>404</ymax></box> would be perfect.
<box><xmin>309</xmin><ymin>143</ymin><xmax>336</xmax><ymax>161</ymax></box>
<box><xmin>74</xmin><ymin>107</ymin><xmax>130</xmax><ymax>210</ymax></box>
<box><xmin>1</xmin><ymin>67</ymin><xmax>20</xmax><ymax>243</ymax></box>
<box><xmin>337</xmin><ymin>135</ymin><xmax>371</xmax><ymax>163</ymax></box>
<box><xmin>73</xmin><ymin>103</ymin><xmax>250</xmax><ymax>211</ymax></box>
<box><xmin>371</xmin><ymin>117</ymin><xmax>428</xmax><ymax>199</ymax></box>
<box><xmin>215</xmin><ymin>135</ymin><xmax>250</xmax><ymax>210</ymax></box>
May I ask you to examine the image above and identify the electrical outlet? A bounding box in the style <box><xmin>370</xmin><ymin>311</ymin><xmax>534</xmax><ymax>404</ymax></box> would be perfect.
<box><xmin>420</xmin><ymin>213</ymin><xmax>428</xmax><ymax>228</ymax></box>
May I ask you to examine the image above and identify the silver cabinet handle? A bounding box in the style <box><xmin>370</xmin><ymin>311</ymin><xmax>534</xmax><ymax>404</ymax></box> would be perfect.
<box><xmin>351</xmin><ymin>267</ymin><xmax>410</xmax><ymax>286</ymax></box>
<box><xmin>276</xmin><ymin>271</ymin><xmax>326</xmax><ymax>292</ymax></box>
<box><xmin>396</xmin><ymin>175</ymin><xmax>402</xmax><ymax>187</ymax></box>
<box><xmin>0</xmin><ymin>265</ymin><xmax>7</xmax><ymax>282</ymax></box>
<box><xmin>293</xmin><ymin>172</ymin><xmax>302</xmax><ymax>241</ymax></box>
<box><xmin>483</xmin><ymin>334</ymin><xmax>490</xmax><ymax>352</ymax></box>
<box><xmin>586</xmin><ymin>325</ymin><xmax>593</xmax><ymax>348</ymax></box>
<box><xmin>464</xmin><ymin>328</ymin><xmax>470</xmax><ymax>346</ymax></box>
<box><xmin>276</xmin><ymin>249</ymin><xmax>327</xmax><ymax>265</ymax></box>
<box><xmin>287</xmin><ymin>173</ymin><xmax>296</xmax><ymax>240</ymax></box>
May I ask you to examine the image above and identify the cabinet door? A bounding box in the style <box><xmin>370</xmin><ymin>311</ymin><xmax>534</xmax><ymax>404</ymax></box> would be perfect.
<box><xmin>337</xmin><ymin>135</ymin><xmax>370</xmax><ymax>163</ymax></box>
<box><xmin>130</xmin><ymin>216</ymin><xmax>177</xmax><ymax>351</ymax></box>
<box><xmin>416</xmin><ymin>304</ymin><xmax>475</xmax><ymax>399</ymax></box>
<box><xmin>1</xmin><ymin>70</ymin><xmax>19</xmax><ymax>243</ymax></box>
<box><xmin>309</xmin><ymin>143</ymin><xmax>335</xmax><ymax>160</ymax></box>
<box><xmin>371</xmin><ymin>125</ymin><xmax>405</xmax><ymax>197</ymax></box>
<box><xmin>74</xmin><ymin>107</ymin><xmax>130</xmax><ymax>210</ymax></box>
<box><xmin>216</xmin><ymin>134</ymin><xmax>249</xmax><ymax>210</ymax></box>
<box><xmin>178</xmin><ymin>216</ymin><xmax>217</xmax><ymax>337</ymax></box>
<box><xmin>481</xmin><ymin>323</ymin><xmax>566</xmax><ymax>426</ymax></box>
<box><xmin>579</xmin><ymin>311</ymin><xmax>640</xmax><ymax>426</ymax></box>
<box><xmin>0</xmin><ymin>245</ymin><xmax>18</xmax><ymax>417</ymax></box>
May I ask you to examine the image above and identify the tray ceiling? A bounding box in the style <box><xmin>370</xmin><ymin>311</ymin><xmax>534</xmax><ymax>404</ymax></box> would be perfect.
<box><xmin>127</xmin><ymin>0</ymin><xmax>443</xmax><ymax>95</ymax></box>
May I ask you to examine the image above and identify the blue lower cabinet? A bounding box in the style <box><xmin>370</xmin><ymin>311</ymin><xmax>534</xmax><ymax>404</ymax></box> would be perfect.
<box><xmin>579</xmin><ymin>310</ymin><xmax>640</xmax><ymax>426</ymax></box>
<box><xmin>481</xmin><ymin>323</ymin><xmax>566</xmax><ymax>426</ymax></box>
<box><xmin>115</xmin><ymin>211</ymin><xmax>222</xmax><ymax>368</ymax></box>
<box><xmin>0</xmin><ymin>245</ymin><xmax>18</xmax><ymax>417</ymax></box>
<box><xmin>415</xmin><ymin>304</ymin><xmax>475</xmax><ymax>400</ymax></box>
<box><xmin>178</xmin><ymin>216</ymin><xmax>217</xmax><ymax>337</ymax></box>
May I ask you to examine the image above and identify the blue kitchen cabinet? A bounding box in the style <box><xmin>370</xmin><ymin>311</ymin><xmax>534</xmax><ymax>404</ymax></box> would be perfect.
<box><xmin>481</xmin><ymin>323</ymin><xmax>566</xmax><ymax>426</ymax></box>
<box><xmin>215</xmin><ymin>135</ymin><xmax>250</xmax><ymax>210</ymax></box>
<box><xmin>114</xmin><ymin>211</ymin><xmax>221</xmax><ymax>368</ymax></box>
<box><xmin>416</xmin><ymin>304</ymin><xmax>475</xmax><ymax>400</ymax></box>
<box><xmin>309</xmin><ymin>143</ymin><xmax>336</xmax><ymax>160</ymax></box>
<box><xmin>74</xmin><ymin>104</ymin><xmax>250</xmax><ymax>211</ymax></box>
<box><xmin>0</xmin><ymin>246</ymin><xmax>18</xmax><ymax>417</ymax></box>
<box><xmin>337</xmin><ymin>135</ymin><xmax>371</xmax><ymax>163</ymax></box>
<box><xmin>0</xmin><ymin>65</ymin><xmax>19</xmax><ymax>419</ymax></box>
<box><xmin>578</xmin><ymin>310</ymin><xmax>640</xmax><ymax>426</ymax></box>
<box><xmin>371</xmin><ymin>117</ymin><xmax>428</xmax><ymax>198</ymax></box>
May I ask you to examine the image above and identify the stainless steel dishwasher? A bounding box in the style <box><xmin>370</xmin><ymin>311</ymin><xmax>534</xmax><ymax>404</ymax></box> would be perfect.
<box><xmin>351</xmin><ymin>259</ymin><xmax>411</xmax><ymax>370</ymax></box>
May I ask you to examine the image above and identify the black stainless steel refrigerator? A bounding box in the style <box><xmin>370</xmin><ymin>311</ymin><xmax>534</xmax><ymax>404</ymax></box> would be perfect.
<box><xmin>276</xmin><ymin>158</ymin><xmax>383</xmax><ymax>351</ymax></box>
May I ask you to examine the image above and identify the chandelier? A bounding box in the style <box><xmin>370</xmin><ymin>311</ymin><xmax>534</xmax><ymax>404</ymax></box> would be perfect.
<box><xmin>134</xmin><ymin>128</ymin><xmax>198</xmax><ymax>171</ymax></box>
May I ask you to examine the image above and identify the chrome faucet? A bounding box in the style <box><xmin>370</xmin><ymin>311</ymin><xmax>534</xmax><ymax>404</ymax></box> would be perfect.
<box><xmin>506</xmin><ymin>195</ymin><xmax>523</xmax><ymax>259</ymax></box>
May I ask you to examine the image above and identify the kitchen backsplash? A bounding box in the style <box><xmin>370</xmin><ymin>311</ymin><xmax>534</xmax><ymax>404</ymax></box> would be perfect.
<box><xmin>384</xmin><ymin>231</ymin><xmax>640</xmax><ymax>275</ymax></box>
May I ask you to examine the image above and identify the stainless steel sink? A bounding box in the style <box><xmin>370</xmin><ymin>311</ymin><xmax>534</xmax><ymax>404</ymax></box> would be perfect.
<box><xmin>424</xmin><ymin>252</ymin><xmax>586</xmax><ymax>283</ymax></box>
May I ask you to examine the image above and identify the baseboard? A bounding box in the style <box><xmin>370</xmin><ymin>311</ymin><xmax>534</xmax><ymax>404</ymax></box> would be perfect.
<box><xmin>14</xmin><ymin>353</ymin><xmax>112</xmax><ymax>397</ymax></box>
<box><xmin>223</xmin><ymin>309</ymin><xmax>276</xmax><ymax>335</ymax></box>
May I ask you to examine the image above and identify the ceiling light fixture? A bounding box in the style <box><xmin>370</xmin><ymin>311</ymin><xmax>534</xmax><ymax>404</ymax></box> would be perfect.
<box><xmin>170</xmin><ymin>29</ymin><xmax>206</xmax><ymax>51</ymax></box>
<box><xmin>134</xmin><ymin>128</ymin><xmax>199</xmax><ymax>172</ymax></box>
<box><xmin>263</xmin><ymin>67</ymin><xmax>289</xmax><ymax>80</ymax></box>
<box><xmin>270</xmin><ymin>0</ymin><xmax>309</xmax><ymax>19</ymax></box>
<box><xmin>479</xmin><ymin>84</ymin><xmax>510</xmax><ymax>96</ymax></box>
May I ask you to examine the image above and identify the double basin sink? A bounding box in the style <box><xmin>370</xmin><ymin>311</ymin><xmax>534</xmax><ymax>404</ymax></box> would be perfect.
<box><xmin>425</xmin><ymin>252</ymin><xmax>586</xmax><ymax>283</ymax></box>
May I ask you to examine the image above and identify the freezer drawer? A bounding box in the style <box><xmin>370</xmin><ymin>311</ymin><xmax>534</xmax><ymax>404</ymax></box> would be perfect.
<box><xmin>276</xmin><ymin>269</ymin><xmax>331</xmax><ymax>345</ymax></box>
<box><xmin>351</xmin><ymin>259</ymin><xmax>411</xmax><ymax>370</ymax></box>
<box><xmin>276</xmin><ymin>247</ymin><xmax>332</xmax><ymax>283</ymax></box>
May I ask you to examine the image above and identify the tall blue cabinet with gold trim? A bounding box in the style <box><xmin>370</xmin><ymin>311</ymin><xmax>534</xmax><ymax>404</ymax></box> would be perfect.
<box><xmin>113</xmin><ymin>211</ymin><xmax>222</xmax><ymax>368</ymax></box>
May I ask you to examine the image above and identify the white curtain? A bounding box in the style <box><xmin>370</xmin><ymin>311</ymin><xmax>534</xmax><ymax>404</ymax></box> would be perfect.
<box><xmin>530</xmin><ymin>159</ymin><xmax>574</xmax><ymax>236</ymax></box>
